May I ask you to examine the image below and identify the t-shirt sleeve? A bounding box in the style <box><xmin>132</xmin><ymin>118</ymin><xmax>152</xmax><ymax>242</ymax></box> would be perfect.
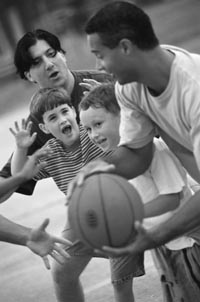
<box><xmin>115</xmin><ymin>83</ymin><xmax>155</xmax><ymax>149</ymax></box>
<box><xmin>151</xmin><ymin>138</ymin><xmax>187</xmax><ymax>195</ymax></box>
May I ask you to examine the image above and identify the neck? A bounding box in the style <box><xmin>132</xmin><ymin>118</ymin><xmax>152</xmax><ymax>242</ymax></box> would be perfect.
<box><xmin>62</xmin><ymin>70</ymin><xmax>75</xmax><ymax>96</ymax></box>
<box><xmin>141</xmin><ymin>47</ymin><xmax>175</xmax><ymax>96</ymax></box>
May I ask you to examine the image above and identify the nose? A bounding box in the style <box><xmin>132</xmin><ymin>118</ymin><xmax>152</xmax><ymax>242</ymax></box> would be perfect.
<box><xmin>44</xmin><ymin>56</ymin><xmax>54</xmax><ymax>70</ymax></box>
<box><xmin>59</xmin><ymin>115</ymin><xmax>67</xmax><ymax>125</ymax></box>
<box><xmin>90</xmin><ymin>129</ymin><xmax>99</xmax><ymax>141</ymax></box>
<box><xmin>95</xmin><ymin>59</ymin><xmax>104</xmax><ymax>72</ymax></box>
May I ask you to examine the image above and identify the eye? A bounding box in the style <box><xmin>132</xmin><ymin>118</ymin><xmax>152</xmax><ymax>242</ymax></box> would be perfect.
<box><xmin>32</xmin><ymin>58</ymin><xmax>41</xmax><ymax>66</ymax></box>
<box><xmin>95</xmin><ymin>122</ymin><xmax>102</xmax><ymax>128</ymax></box>
<box><xmin>48</xmin><ymin>115</ymin><xmax>56</xmax><ymax>122</ymax></box>
<box><xmin>85</xmin><ymin>127</ymin><xmax>91</xmax><ymax>134</ymax></box>
<box><xmin>61</xmin><ymin>108</ymin><xmax>69</xmax><ymax>114</ymax></box>
<box><xmin>47</xmin><ymin>49</ymin><xmax>57</xmax><ymax>58</ymax></box>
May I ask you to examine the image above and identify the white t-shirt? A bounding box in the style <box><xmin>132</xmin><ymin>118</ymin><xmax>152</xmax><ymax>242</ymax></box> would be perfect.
<box><xmin>116</xmin><ymin>45</ymin><xmax>200</xmax><ymax>170</ymax></box>
<box><xmin>130</xmin><ymin>138</ymin><xmax>199</xmax><ymax>250</ymax></box>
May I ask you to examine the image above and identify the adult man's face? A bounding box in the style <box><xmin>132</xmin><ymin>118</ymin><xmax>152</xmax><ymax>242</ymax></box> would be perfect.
<box><xmin>25</xmin><ymin>39</ymin><xmax>70</xmax><ymax>89</ymax></box>
<box><xmin>87</xmin><ymin>33</ymin><xmax>138</xmax><ymax>85</ymax></box>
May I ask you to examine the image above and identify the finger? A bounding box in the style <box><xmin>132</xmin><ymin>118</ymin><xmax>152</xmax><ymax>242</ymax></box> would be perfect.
<box><xmin>102</xmin><ymin>245</ymin><xmax>128</xmax><ymax>256</ymax></box>
<box><xmin>90</xmin><ymin>164</ymin><xmax>115</xmax><ymax>175</ymax></box>
<box><xmin>79</xmin><ymin>83</ymin><xmax>91</xmax><ymax>90</ymax></box>
<box><xmin>42</xmin><ymin>256</ymin><xmax>51</xmax><ymax>270</ymax></box>
<box><xmin>67</xmin><ymin>181</ymin><xmax>77</xmax><ymax>199</ymax></box>
<box><xmin>50</xmin><ymin>251</ymin><xmax>65</xmax><ymax>265</ymax></box>
<box><xmin>94</xmin><ymin>249</ymin><xmax>107</xmax><ymax>257</ymax></box>
<box><xmin>14</xmin><ymin>121</ymin><xmax>20</xmax><ymax>131</ymax></box>
<box><xmin>52</xmin><ymin>236</ymin><xmax>73</xmax><ymax>246</ymax></box>
<box><xmin>82</xmin><ymin>79</ymin><xmax>100</xmax><ymax>85</ymax></box>
<box><xmin>9</xmin><ymin>128</ymin><xmax>16</xmax><ymax>136</ymax></box>
<box><xmin>37</xmin><ymin>161</ymin><xmax>47</xmax><ymax>170</ymax></box>
<box><xmin>54</xmin><ymin>245</ymin><xmax>71</xmax><ymax>258</ymax></box>
<box><xmin>30</xmin><ymin>132</ymin><xmax>37</xmax><ymax>143</ymax></box>
<box><xmin>21</xmin><ymin>118</ymin><xmax>26</xmax><ymax>129</ymax></box>
<box><xmin>27</xmin><ymin>121</ymin><xmax>33</xmax><ymax>133</ymax></box>
<box><xmin>38</xmin><ymin>218</ymin><xmax>50</xmax><ymax>232</ymax></box>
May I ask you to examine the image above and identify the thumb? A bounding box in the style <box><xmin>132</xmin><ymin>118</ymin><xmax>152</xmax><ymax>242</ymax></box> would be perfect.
<box><xmin>38</xmin><ymin>218</ymin><xmax>50</xmax><ymax>232</ymax></box>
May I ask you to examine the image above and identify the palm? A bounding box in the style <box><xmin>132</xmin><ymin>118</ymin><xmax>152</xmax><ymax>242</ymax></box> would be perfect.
<box><xmin>9</xmin><ymin>119</ymin><xmax>36</xmax><ymax>149</ymax></box>
<box><xmin>15</xmin><ymin>130</ymin><xmax>33</xmax><ymax>148</ymax></box>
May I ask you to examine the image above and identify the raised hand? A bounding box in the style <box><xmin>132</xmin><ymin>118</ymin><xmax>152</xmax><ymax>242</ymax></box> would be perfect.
<box><xmin>27</xmin><ymin>218</ymin><xmax>72</xmax><ymax>270</ymax></box>
<box><xmin>9</xmin><ymin>118</ymin><xmax>37</xmax><ymax>149</ymax></box>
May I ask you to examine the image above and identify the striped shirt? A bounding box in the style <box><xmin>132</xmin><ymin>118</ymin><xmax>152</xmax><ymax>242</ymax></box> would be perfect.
<box><xmin>34</xmin><ymin>126</ymin><xmax>108</xmax><ymax>195</ymax></box>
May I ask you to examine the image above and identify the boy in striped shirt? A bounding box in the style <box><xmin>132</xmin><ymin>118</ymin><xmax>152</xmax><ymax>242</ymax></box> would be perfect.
<box><xmin>10</xmin><ymin>87</ymin><xmax>145</xmax><ymax>302</ymax></box>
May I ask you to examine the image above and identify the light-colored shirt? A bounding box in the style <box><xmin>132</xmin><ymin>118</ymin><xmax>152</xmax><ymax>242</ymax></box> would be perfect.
<box><xmin>116</xmin><ymin>45</ymin><xmax>200</xmax><ymax>170</ymax></box>
<box><xmin>130</xmin><ymin>138</ymin><xmax>199</xmax><ymax>249</ymax></box>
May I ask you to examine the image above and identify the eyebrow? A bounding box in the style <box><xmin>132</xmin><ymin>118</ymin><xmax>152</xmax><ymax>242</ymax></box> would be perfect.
<box><xmin>32</xmin><ymin>47</ymin><xmax>54</xmax><ymax>59</ymax></box>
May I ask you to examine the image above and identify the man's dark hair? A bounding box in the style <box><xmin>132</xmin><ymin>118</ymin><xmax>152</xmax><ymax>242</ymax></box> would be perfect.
<box><xmin>85</xmin><ymin>1</ymin><xmax>159</xmax><ymax>50</ymax></box>
<box><xmin>14</xmin><ymin>29</ymin><xmax>65</xmax><ymax>79</ymax></box>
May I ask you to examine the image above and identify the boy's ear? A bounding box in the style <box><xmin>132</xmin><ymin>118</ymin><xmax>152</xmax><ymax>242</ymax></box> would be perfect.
<box><xmin>25</xmin><ymin>71</ymin><xmax>37</xmax><ymax>83</ymax></box>
<box><xmin>39</xmin><ymin>123</ymin><xmax>50</xmax><ymax>134</ymax></box>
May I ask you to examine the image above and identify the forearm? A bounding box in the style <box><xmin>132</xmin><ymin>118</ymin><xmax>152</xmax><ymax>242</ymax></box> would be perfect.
<box><xmin>149</xmin><ymin>190</ymin><xmax>200</xmax><ymax>246</ymax></box>
<box><xmin>104</xmin><ymin>142</ymin><xmax>153</xmax><ymax>180</ymax></box>
<box><xmin>11</xmin><ymin>148</ymin><xmax>28</xmax><ymax>175</ymax></box>
<box><xmin>0</xmin><ymin>215</ymin><xmax>30</xmax><ymax>245</ymax></box>
<box><xmin>144</xmin><ymin>193</ymin><xmax>180</xmax><ymax>218</ymax></box>
<box><xmin>0</xmin><ymin>174</ymin><xmax>26</xmax><ymax>200</ymax></box>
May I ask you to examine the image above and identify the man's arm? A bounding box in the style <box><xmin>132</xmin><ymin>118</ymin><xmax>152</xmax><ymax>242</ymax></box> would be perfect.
<box><xmin>98</xmin><ymin>189</ymin><xmax>200</xmax><ymax>257</ymax></box>
<box><xmin>105</xmin><ymin>142</ymin><xmax>153</xmax><ymax>179</ymax></box>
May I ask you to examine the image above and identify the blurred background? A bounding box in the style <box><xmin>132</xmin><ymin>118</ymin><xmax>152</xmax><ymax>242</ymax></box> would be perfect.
<box><xmin>0</xmin><ymin>0</ymin><xmax>200</xmax><ymax>116</ymax></box>
<box><xmin>0</xmin><ymin>1</ymin><xmax>200</xmax><ymax>301</ymax></box>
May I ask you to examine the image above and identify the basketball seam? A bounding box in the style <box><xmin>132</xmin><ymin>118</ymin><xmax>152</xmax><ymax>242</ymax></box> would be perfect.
<box><xmin>99</xmin><ymin>174</ymin><xmax>113</xmax><ymax>247</ymax></box>
<box><xmin>106</xmin><ymin>175</ymin><xmax>136</xmax><ymax>245</ymax></box>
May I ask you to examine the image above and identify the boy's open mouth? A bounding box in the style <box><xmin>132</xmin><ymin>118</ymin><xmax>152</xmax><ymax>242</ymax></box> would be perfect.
<box><xmin>61</xmin><ymin>124</ymin><xmax>72</xmax><ymax>134</ymax></box>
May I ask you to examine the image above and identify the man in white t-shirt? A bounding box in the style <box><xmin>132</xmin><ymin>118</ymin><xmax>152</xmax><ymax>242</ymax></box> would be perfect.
<box><xmin>68</xmin><ymin>1</ymin><xmax>200</xmax><ymax>266</ymax></box>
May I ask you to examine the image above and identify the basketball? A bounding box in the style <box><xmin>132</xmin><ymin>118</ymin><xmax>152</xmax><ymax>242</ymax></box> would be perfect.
<box><xmin>68</xmin><ymin>173</ymin><xmax>144</xmax><ymax>249</ymax></box>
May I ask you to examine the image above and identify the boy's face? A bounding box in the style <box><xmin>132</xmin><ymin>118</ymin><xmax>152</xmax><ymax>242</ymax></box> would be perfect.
<box><xmin>39</xmin><ymin>104</ymin><xmax>80</xmax><ymax>149</ymax></box>
<box><xmin>25</xmin><ymin>40</ymin><xmax>70</xmax><ymax>89</ymax></box>
<box><xmin>88</xmin><ymin>33</ymin><xmax>135</xmax><ymax>85</ymax></box>
<box><xmin>80</xmin><ymin>106</ymin><xmax>120</xmax><ymax>151</ymax></box>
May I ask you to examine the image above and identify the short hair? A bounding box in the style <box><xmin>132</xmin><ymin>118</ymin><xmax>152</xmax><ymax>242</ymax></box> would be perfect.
<box><xmin>14</xmin><ymin>29</ymin><xmax>65</xmax><ymax>79</ymax></box>
<box><xmin>85</xmin><ymin>1</ymin><xmax>159</xmax><ymax>50</ymax></box>
<box><xmin>79</xmin><ymin>83</ymin><xmax>120</xmax><ymax>115</ymax></box>
<box><xmin>30</xmin><ymin>87</ymin><xmax>72</xmax><ymax>123</ymax></box>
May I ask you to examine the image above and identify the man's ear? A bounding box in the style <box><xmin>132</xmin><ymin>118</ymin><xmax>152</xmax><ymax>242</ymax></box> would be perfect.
<box><xmin>119</xmin><ymin>38</ymin><xmax>133</xmax><ymax>55</ymax></box>
<box><xmin>24</xmin><ymin>71</ymin><xmax>37</xmax><ymax>83</ymax></box>
<box><xmin>39</xmin><ymin>123</ymin><xmax>50</xmax><ymax>134</ymax></box>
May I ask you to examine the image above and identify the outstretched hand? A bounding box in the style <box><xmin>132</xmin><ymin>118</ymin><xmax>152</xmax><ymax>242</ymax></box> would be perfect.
<box><xmin>94</xmin><ymin>222</ymin><xmax>157</xmax><ymax>258</ymax></box>
<box><xmin>27</xmin><ymin>218</ymin><xmax>72</xmax><ymax>270</ymax></box>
